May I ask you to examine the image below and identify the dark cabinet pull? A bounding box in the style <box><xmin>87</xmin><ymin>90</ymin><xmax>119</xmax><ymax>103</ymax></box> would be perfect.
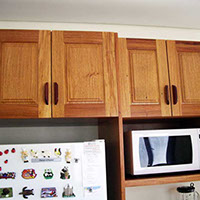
<box><xmin>172</xmin><ymin>85</ymin><xmax>178</xmax><ymax>105</ymax></box>
<box><xmin>164</xmin><ymin>85</ymin><xmax>169</xmax><ymax>105</ymax></box>
<box><xmin>44</xmin><ymin>82</ymin><xmax>49</xmax><ymax>105</ymax></box>
<box><xmin>54</xmin><ymin>82</ymin><xmax>58</xmax><ymax>105</ymax></box>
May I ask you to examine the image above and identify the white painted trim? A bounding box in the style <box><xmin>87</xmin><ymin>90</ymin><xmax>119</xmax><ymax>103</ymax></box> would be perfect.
<box><xmin>0</xmin><ymin>21</ymin><xmax>200</xmax><ymax>41</ymax></box>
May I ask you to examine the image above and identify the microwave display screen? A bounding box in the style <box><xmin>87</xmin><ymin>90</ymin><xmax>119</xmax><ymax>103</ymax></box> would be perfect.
<box><xmin>139</xmin><ymin>135</ymin><xmax>192</xmax><ymax>168</ymax></box>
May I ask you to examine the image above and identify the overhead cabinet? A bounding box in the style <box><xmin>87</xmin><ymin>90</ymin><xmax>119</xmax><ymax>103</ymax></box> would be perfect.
<box><xmin>52</xmin><ymin>31</ymin><xmax>118</xmax><ymax>117</ymax></box>
<box><xmin>0</xmin><ymin>30</ymin><xmax>51</xmax><ymax>118</ymax></box>
<box><xmin>118</xmin><ymin>39</ymin><xmax>171</xmax><ymax>117</ymax></box>
<box><xmin>0</xmin><ymin>30</ymin><xmax>200</xmax><ymax>119</ymax></box>
<box><xmin>167</xmin><ymin>41</ymin><xmax>200</xmax><ymax>116</ymax></box>
<box><xmin>118</xmin><ymin>38</ymin><xmax>200</xmax><ymax>117</ymax></box>
<box><xmin>0</xmin><ymin>30</ymin><xmax>118</xmax><ymax>118</ymax></box>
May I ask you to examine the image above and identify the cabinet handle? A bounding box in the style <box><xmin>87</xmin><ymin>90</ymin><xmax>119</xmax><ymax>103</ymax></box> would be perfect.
<box><xmin>54</xmin><ymin>82</ymin><xmax>58</xmax><ymax>105</ymax></box>
<box><xmin>164</xmin><ymin>85</ymin><xmax>169</xmax><ymax>105</ymax></box>
<box><xmin>44</xmin><ymin>82</ymin><xmax>49</xmax><ymax>105</ymax></box>
<box><xmin>172</xmin><ymin>85</ymin><xmax>178</xmax><ymax>105</ymax></box>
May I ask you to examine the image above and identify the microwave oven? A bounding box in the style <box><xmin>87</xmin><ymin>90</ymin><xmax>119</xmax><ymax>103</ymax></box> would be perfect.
<box><xmin>125</xmin><ymin>129</ymin><xmax>200</xmax><ymax>175</ymax></box>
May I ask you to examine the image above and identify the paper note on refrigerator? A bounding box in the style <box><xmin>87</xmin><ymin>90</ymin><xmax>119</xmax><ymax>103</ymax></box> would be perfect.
<box><xmin>82</xmin><ymin>140</ymin><xmax>106</xmax><ymax>188</ymax></box>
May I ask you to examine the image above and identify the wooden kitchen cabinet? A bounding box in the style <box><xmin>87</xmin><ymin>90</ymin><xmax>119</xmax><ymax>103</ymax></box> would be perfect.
<box><xmin>0</xmin><ymin>30</ymin><xmax>51</xmax><ymax>118</ymax></box>
<box><xmin>52</xmin><ymin>31</ymin><xmax>118</xmax><ymax>117</ymax></box>
<box><xmin>167</xmin><ymin>41</ymin><xmax>200</xmax><ymax>116</ymax></box>
<box><xmin>118</xmin><ymin>39</ymin><xmax>172</xmax><ymax>117</ymax></box>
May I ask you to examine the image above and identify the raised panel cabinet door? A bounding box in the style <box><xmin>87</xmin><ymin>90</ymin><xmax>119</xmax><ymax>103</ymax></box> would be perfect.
<box><xmin>118</xmin><ymin>39</ymin><xmax>172</xmax><ymax>117</ymax></box>
<box><xmin>52</xmin><ymin>31</ymin><xmax>118</xmax><ymax>117</ymax></box>
<box><xmin>167</xmin><ymin>41</ymin><xmax>200</xmax><ymax>116</ymax></box>
<box><xmin>0</xmin><ymin>30</ymin><xmax>51</xmax><ymax>118</ymax></box>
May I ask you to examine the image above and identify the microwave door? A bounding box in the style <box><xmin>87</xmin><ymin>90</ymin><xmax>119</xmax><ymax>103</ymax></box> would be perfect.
<box><xmin>140</xmin><ymin>136</ymin><xmax>170</xmax><ymax>168</ymax></box>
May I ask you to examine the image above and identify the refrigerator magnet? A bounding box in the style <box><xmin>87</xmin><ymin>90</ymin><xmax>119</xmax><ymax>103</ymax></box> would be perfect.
<box><xmin>19</xmin><ymin>187</ymin><xmax>34</xmax><ymax>199</ymax></box>
<box><xmin>65</xmin><ymin>149</ymin><xmax>72</xmax><ymax>164</ymax></box>
<box><xmin>74</xmin><ymin>158</ymin><xmax>80</xmax><ymax>163</ymax></box>
<box><xmin>60</xmin><ymin>167</ymin><xmax>70</xmax><ymax>180</ymax></box>
<box><xmin>21</xmin><ymin>169</ymin><xmax>37</xmax><ymax>179</ymax></box>
<box><xmin>0</xmin><ymin>172</ymin><xmax>16</xmax><ymax>179</ymax></box>
<box><xmin>0</xmin><ymin>187</ymin><xmax>13</xmax><ymax>198</ymax></box>
<box><xmin>21</xmin><ymin>149</ymin><xmax>29</xmax><ymax>163</ymax></box>
<box><xmin>54</xmin><ymin>148</ymin><xmax>61</xmax><ymax>157</ymax></box>
<box><xmin>41</xmin><ymin>187</ymin><xmax>57</xmax><ymax>198</ymax></box>
<box><xmin>4</xmin><ymin>149</ymin><xmax>9</xmax><ymax>154</ymax></box>
<box><xmin>62</xmin><ymin>184</ymin><xmax>75</xmax><ymax>198</ymax></box>
<box><xmin>30</xmin><ymin>149</ymin><xmax>38</xmax><ymax>158</ymax></box>
<box><xmin>43</xmin><ymin>169</ymin><xmax>54</xmax><ymax>180</ymax></box>
<box><xmin>11</xmin><ymin>148</ymin><xmax>16</xmax><ymax>153</ymax></box>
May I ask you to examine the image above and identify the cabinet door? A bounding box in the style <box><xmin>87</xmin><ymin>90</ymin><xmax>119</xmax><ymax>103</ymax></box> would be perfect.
<box><xmin>118</xmin><ymin>39</ymin><xmax>171</xmax><ymax>117</ymax></box>
<box><xmin>167</xmin><ymin>41</ymin><xmax>200</xmax><ymax>116</ymax></box>
<box><xmin>52</xmin><ymin>31</ymin><xmax>118</xmax><ymax>117</ymax></box>
<box><xmin>0</xmin><ymin>30</ymin><xmax>51</xmax><ymax>118</ymax></box>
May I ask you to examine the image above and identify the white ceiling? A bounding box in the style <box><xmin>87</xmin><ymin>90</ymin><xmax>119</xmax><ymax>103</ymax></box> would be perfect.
<box><xmin>0</xmin><ymin>0</ymin><xmax>200</xmax><ymax>29</ymax></box>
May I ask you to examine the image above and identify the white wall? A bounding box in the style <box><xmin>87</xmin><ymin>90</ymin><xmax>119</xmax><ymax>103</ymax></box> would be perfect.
<box><xmin>0</xmin><ymin>21</ymin><xmax>200</xmax><ymax>200</ymax></box>
<box><xmin>126</xmin><ymin>181</ymin><xmax>200</xmax><ymax>200</ymax></box>
<box><xmin>0</xmin><ymin>21</ymin><xmax>200</xmax><ymax>41</ymax></box>
<box><xmin>0</xmin><ymin>126</ymin><xmax>98</xmax><ymax>144</ymax></box>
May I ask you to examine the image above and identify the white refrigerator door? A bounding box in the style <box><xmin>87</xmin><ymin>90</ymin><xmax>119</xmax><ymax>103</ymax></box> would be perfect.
<box><xmin>0</xmin><ymin>140</ymin><xmax>107</xmax><ymax>200</ymax></box>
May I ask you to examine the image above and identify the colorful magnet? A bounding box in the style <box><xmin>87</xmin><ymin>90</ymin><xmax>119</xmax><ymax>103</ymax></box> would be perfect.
<box><xmin>30</xmin><ymin>149</ymin><xmax>39</xmax><ymax>158</ymax></box>
<box><xmin>41</xmin><ymin>187</ymin><xmax>57</xmax><ymax>198</ymax></box>
<box><xmin>22</xmin><ymin>169</ymin><xmax>37</xmax><ymax>179</ymax></box>
<box><xmin>0</xmin><ymin>188</ymin><xmax>13</xmax><ymax>198</ymax></box>
<box><xmin>41</xmin><ymin>150</ymin><xmax>51</xmax><ymax>158</ymax></box>
<box><xmin>19</xmin><ymin>187</ymin><xmax>34</xmax><ymax>199</ymax></box>
<box><xmin>0</xmin><ymin>151</ymin><xmax>2</xmax><ymax>156</ymax></box>
<box><xmin>62</xmin><ymin>185</ymin><xmax>75</xmax><ymax>198</ymax></box>
<box><xmin>11</xmin><ymin>148</ymin><xmax>16</xmax><ymax>153</ymax></box>
<box><xmin>21</xmin><ymin>149</ymin><xmax>29</xmax><ymax>163</ymax></box>
<box><xmin>4</xmin><ymin>150</ymin><xmax>9</xmax><ymax>154</ymax></box>
<box><xmin>84</xmin><ymin>186</ymin><xmax>101</xmax><ymax>195</ymax></box>
<box><xmin>65</xmin><ymin>149</ymin><xmax>72</xmax><ymax>164</ymax></box>
<box><xmin>43</xmin><ymin>169</ymin><xmax>54</xmax><ymax>180</ymax></box>
<box><xmin>60</xmin><ymin>167</ymin><xmax>70</xmax><ymax>180</ymax></box>
<box><xmin>54</xmin><ymin>148</ymin><xmax>61</xmax><ymax>157</ymax></box>
<box><xmin>0</xmin><ymin>172</ymin><xmax>16</xmax><ymax>179</ymax></box>
<box><xmin>4</xmin><ymin>160</ymin><xmax>8</xmax><ymax>164</ymax></box>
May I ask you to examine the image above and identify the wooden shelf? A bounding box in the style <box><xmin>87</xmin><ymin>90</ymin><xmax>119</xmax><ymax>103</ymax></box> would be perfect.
<box><xmin>125</xmin><ymin>173</ymin><xmax>200</xmax><ymax>187</ymax></box>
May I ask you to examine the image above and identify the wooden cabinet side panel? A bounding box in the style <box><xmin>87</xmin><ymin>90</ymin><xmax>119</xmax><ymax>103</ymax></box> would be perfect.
<box><xmin>167</xmin><ymin>41</ymin><xmax>183</xmax><ymax>116</ymax></box>
<box><xmin>52</xmin><ymin>31</ymin><xmax>65</xmax><ymax>118</ymax></box>
<box><xmin>99</xmin><ymin>117</ymin><xmax>125</xmax><ymax>200</ymax></box>
<box><xmin>156</xmin><ymin>40</ymin><xmax>172</xmax><ymax>116</ymax></box>
<box><xmin>118</xmin><ymin>38</ymin><xmax>131</xmax><ymax>117</ymax></box>
<box><xmin>103</xmin><ymin>32</ymin><xmax>118</xmax><ymax>116</ymax></box>
<box><xmin>38</xmin><ymin>30</ymin><xmax>51</xmax><ymax>118</ymax></box>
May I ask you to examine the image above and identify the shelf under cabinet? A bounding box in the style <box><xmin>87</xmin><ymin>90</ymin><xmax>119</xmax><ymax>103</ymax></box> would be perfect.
<box><xmin>125</xmin><ymin>173</ymin><xmax>200</xmax><ymax>187</ymax></box>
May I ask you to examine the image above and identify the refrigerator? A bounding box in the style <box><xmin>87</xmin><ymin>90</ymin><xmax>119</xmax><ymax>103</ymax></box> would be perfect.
<box><xmin>0</xmin><ymin>140</ymin><xmax>107</xmax><ymax>200</ymax></box>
